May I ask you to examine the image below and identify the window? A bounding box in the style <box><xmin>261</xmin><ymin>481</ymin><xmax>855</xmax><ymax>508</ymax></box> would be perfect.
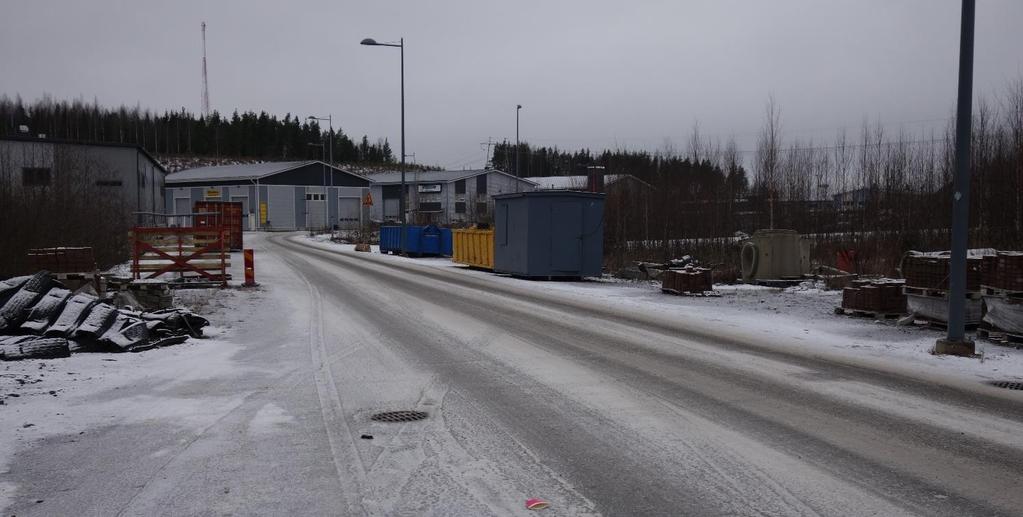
<box><xmin>476</xmin><ymin>201</ymin><xmax>488</xmax><ymax>215</ymax></box>
<box><xmin>22</xmin><ymin>167</ymin><xmax>51</xmax><ymax>187</ymax></box>
<box><xmin>455</xmin><ymin>179</ymin><xmax>466</xmax><ymax>194</ymax></box>
<box><xmin>455</xmin><ymin>202</ymin><xmax>466</xmax><ymax>214</ymax></box>
<box><xmin>419</xmin><ymin>202</ymin><xmax>442</xmax><ymax>212</ymax></box>
<box><xmin>476</xmin><ymin>174</ymin><xmax>487</xmax><ymax>194</ymax></box>
<box><xmin>96</xmin><ymin>180</ymin><xmax>123</xmax><ymax>187</ymax></box>
<box><xmin>305</xmin><ymin>193</ymin><xmax>325</xmax><ymax>201</ymax></box>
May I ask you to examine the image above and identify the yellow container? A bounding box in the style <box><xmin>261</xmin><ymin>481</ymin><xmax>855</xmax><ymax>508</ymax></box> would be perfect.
<box><xmin>452</xmin><ymin>228</ymin><xmax>494</xmax><ymax>270</ymax></box>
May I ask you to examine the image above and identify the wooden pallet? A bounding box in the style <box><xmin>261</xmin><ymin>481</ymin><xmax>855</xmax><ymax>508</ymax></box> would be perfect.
<box><xmin>903</xmin><ymin>285</ymin><xmax>983</xmax><ymax>300</ymax></box>
<box><xmin>910</xmin><ymin>315</ymin><xmax>980</xmax><ymax>331</ymax></box>
<box><xmin>662</xmin><ymin>288</ymin><xmax>721</xmax><ymax>297</ymax></box>
<box><xmin>978</xmin><ymin>327</ymin><xmax>1023</xmax><ymax>348</ymax></box>
<box><xmin>834</xmin><ymin>307</ymin><xmax>905</xmax><ymax>319</ymax></box>
<box><xmin>980</xmin><ymin>285</ymin><xmax>1023</xmax><ymax>299</ymax></box>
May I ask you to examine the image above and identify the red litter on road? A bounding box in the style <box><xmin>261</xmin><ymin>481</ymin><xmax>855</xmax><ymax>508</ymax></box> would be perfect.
<box><xmin>526</xmin><ymin>498</ymin><xmax>550</xmax><ymax>510</ymax></box>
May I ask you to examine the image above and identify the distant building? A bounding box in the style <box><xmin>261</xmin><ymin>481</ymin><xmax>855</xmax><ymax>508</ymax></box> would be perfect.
<box><xmin>164</xmin><ymin>161</ymin><xmax>371</xmax><ymax>230</ymax></box>
<box><xmin>526</xmin><ymin>174</ymin><xmax>651</xmax><ymax>193</ymax></box>
<box><xmin>0</xmin><ymin>135</ymin><xmax>168</xmax><ymax>273</ymax></box>
<box><xmin>365</xmin><ymin>169</ymin><xmax>537</xmax><ymax>225</ymax></box>
<box><xmin>0</xmin><ymin>135</ymin><xmax>167</xmax><ymax>219</ymax></box>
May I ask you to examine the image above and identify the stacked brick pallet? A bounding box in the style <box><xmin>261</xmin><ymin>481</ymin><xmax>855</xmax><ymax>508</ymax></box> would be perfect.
<box><xmin>980</xmin><ymin>252</ymin><xmax>1023</xmax><ymax>346</ymax></box>
<box><xmin>839</xmin><ymin>279</ymin><xmax>906</xmax><ymax>317</ymax></box>
<box><xmin>901</xmin><ymin>252</ymin><xmax>983</xmax><ymax>327</ymax></box>
<box><xmin>661</xmin><ymin>267</ymin><xmax>713</xmax><ymax>295</ymax></box>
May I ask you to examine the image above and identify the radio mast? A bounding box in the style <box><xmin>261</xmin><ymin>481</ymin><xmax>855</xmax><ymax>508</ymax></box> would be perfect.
<box><xmin>201</xmin><ymin>22</ymin><xmax>210</xmax><ymax>118</ymax></box>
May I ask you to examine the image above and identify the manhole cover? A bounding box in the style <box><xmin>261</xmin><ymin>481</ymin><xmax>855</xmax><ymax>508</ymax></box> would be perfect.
<box><xmin>989</xmin><ymin>381</ymin><xmax>1023</xmax><ymax>391</ymax></box>
<box><xmin>370</xmin><ymin>410</ymin><xmax>428</xmax><ymax>423</ymax></box>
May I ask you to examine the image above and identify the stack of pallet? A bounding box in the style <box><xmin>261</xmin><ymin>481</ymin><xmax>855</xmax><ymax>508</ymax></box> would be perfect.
<box><xmin>980</xmin><ymin>252</ymin><xmax>1023</xmax><ymax>347</ymax></box>
<box><xmin>901</xmin><ymin>252</ymin><xmax>983</xmax><ymax>327</ymax></box>
<box><xmin>839</xmin><ymin>278</ymin><xmax>906</xmax><ymax>317</ymax></box>
<box><xmin>661</xmin><ymin>267</ymin><xmax>713</xmax><ymax>295</ymax></box>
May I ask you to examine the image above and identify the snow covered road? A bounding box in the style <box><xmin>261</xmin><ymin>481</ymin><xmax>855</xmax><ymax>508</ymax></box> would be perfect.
<box><xmin>3</xmin><ymin>231</ymin><xmax>1023</xmax><ymax>516</ymax></box>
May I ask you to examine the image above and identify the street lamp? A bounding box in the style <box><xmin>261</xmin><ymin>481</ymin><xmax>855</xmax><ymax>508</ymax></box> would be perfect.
<box><xmin>516</xmin><ymin>104</ymin><xmax>522</xmax><ymax>192</ymax></box>
<box><xmin>937</xmin><ymin>0</ymin><xmax>976</xmax><ymax>356</ymax></box>
<box><xmin>307</xmin><ymin>142</ymin><xmax>328</xmax><ymax>230</ymax></box>
<box><xmin>361</xmin><ymin>36</ymin><xmax>407</xmax><ymax>251</ymax></box>
<box><xmin>307</xmin><ymin>114</ymin><xmax>333</xmax><ymax>180</ymax></box>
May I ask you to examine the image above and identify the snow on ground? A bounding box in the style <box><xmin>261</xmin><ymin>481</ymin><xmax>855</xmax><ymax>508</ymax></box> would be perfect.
<box><xmin>0</xmin><ymin>254</ymin><xmax>261</xmax><ymax>510</ymax></box>
<box><xmin>296</xmin><ymin>234</ymin><xmax>1023</xmax><ymax>385</ymax></box>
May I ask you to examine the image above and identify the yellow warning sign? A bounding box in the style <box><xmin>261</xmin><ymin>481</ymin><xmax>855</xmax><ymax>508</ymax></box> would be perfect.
<box><xmin>259</xmin><ymin>202</ymin><xmax>268</xmax><ymax>224</ymax></box>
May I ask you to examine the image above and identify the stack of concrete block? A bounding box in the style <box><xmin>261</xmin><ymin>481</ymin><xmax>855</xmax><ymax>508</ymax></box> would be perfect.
<box><xmin>661</xmin><ymin>267</ymin><xmax>713</xmax><ymax>295</ymax></box>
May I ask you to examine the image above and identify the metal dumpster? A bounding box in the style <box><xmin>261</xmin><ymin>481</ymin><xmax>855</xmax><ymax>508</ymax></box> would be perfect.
<box><xmin>493</xmin><ymin>191</ymin><xmax>605</xmax><ymax>278</ymax></box>
<box><xmin>379</xmin><ymin>225</ymin><xmax>452</xmax><ymax>256</ymax></box>
<box><xmin>453</xmin><ymin>228</ymin><xmax>495</xmax><ymax>270</ymax></box>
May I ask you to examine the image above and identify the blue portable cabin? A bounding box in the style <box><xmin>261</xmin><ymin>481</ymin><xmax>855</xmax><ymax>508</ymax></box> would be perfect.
<box><xmin>493</xmin><ymin>191</ymin><xmax>605</xmax><ymax>278</ymax></box>
<box><xmin>379</xmin><ymin>225</ymin><xmax>453</xmax><ymax>256</ymax></box>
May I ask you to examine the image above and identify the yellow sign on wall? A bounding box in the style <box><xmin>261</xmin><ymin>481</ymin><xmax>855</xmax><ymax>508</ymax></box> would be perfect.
<box><xmin>205</xmin><ymin>188</ymin><xmax>221</xmax><ymax>199</ymax></box>
<box><xmin>259</xmin><ymin>202</ymin><xmax>268</xmax><ymax>224</ymax></box>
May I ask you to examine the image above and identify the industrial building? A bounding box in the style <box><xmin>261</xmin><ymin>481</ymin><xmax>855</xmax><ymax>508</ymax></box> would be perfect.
<box><xmin>0</xmin><ymin>135</ymin><xmax>167</xmax><ymax>218</ymax></box>
<box><xmin>365</xmin><ymin>168</ymin><xmax>537</xmax><ymax>225</ymax></box>
<box><xmin>164</xmin><ymin>161</ymin><xmax>371</xmax><ymax>230</ymax></box>
<box><xmin>525</xmin><ymin>173</ymin><xmax>650</xmax><ymax>192</ymax></box>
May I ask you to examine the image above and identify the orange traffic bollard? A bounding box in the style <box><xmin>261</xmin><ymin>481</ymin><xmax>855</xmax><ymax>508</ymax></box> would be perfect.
<box><xmin>243</xmin><ymin>248</ymin><xmax>257</xmax><ymax>286</ymax></box>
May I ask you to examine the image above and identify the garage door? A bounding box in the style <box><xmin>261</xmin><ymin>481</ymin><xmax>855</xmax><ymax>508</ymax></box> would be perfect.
<box><xmin>174</xmin><ymin>198</ymin><xmax>191</xmax><ymax>227</ymax></box>
<box><xmin>267</xmin><ymin>186</ymin><xmax>295</xmax><ymax>230</ymax></box>
<box><xmin>338</xmin><ymin>197</ymin><xmax>361</xmax><ymax>229</ymax></box>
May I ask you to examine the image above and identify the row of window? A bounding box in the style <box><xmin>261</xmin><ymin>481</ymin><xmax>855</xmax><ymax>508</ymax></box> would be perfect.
<box><xmin>22</xmin><ymin>167</ymin><xmax>126</xmax><ymax>187</ymax></box>
<box><xmin>451</xmin><ymin>201</ymin><xmax>488</xmax><ymax>215</ymax></box>
<box><xmin>305</xmin><ymin>193</ymin><xmax>326</xmax><ymax>201</ymax></box>
<box><xmin>453</xmin><ymin>175</ymin><xmax>488</xmax><ymax>195</ymax></box>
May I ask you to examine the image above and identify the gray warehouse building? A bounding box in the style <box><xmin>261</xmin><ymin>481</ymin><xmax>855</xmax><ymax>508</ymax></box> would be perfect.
<box><xmin>365</xmin><ymin>168</ymin><xmax>536</xmax><ymax>225</ymax></box>
<box><xmin>0</xmin><ymin>135</ymin><xmax>167</xmax><ymax>218</ymax></box>
<box><xmin>164</xmin><ymin>161</ymin><xmax>371</xmax><ymax>230</ymax></box>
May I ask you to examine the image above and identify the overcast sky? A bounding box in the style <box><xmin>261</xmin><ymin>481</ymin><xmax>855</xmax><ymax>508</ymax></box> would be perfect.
<box><xmin>2</xmin><ymin>0</ymin><xmax>1022</xmax><ymax>169</ymax></box>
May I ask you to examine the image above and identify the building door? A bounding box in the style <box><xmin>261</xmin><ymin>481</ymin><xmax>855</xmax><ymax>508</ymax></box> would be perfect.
<box><xmin>231</xmin><ymin>195</ymin><xmax>250</xmax><ymax>230</ymax></box>
<box><xmin>338</xmin><ymin>197</ymin><xmax>361</xmax><ymax>229</ymax></box>
<box><xmin>383</xmin><ymin>198</ymin><xmax>399</xmax><ymax>221</ymax></box>
<box><xmin>305</xmin><ymin>193</ymin><xmax>327</xmax><ymax>230</ymax></box>
<box><xmin>550</xmin><ymin>202</ymin><xmax>583</xmax><ymax>272</ymax></box>
<box><xmin>174</xmin><ymin>197</ymin><xmax>192</xmax><ymax>227</ymax></box>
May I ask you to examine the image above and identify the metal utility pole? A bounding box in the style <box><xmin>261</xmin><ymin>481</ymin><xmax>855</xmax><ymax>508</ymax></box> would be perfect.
<box><xmin>201</xmin><ymin>22</ymin><xmax>210</xmax><ymax>118</ymax></box>
<box><xmin>936</xmin><ymin>0</ymin><xmax>976</xmax><ymax>356</ymax></box>
<box><xmin>307</xmin><ymin>142</ymin><xmax>327</xmax><ymax>230</ymax></box>
<box><xmin>516</xmin><ymin>104</ymin><xmax>522</xmax><ymax>192</ymax></box>
<box><xmin>361</xmin><ymin>36</ymin><xmax>406</xmax><ymax>250</ymax></box>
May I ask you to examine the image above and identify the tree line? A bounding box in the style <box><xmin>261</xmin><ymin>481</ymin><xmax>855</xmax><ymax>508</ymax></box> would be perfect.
<box><xmin>493</xmin><ymin>80</ymin><xmax>1023</xmax><ymax>275</ymax></box>
<box><xmin>0</xmin><ymin>95</ymin><xmax>395</xmax><ymax>164</ymax></box>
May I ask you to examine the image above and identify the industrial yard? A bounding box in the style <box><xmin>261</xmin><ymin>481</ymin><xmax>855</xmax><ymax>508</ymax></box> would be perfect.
<box><xmin>4</xmin><ymin>1</ymin><xmax>1023</xmax><ymax>516</ymax></box>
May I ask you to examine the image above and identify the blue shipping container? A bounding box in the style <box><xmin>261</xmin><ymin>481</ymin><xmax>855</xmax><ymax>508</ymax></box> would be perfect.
<box><xmin>379</xmin><ymin>225</ymin><xmax>453</xmax><ymax>256</ymax></box>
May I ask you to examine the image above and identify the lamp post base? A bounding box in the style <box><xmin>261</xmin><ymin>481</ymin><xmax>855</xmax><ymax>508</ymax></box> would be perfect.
<box><xmin>934</xmin><ymin>337</ymin><xmax>975</xmax><ymax>356</ymax></box>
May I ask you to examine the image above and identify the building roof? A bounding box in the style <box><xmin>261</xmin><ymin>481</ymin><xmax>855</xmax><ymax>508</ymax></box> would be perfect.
<box><xmin>365</xmin><ymin>168</ymin><xmax>537</xmax><ymax>186</ymax></box>
<box><xmin>165</xmin><ymin>160</ymin><xmax>357</xmax><ymax>184</ymax></box>
<box><xmin>0</xmin><ymin>135</ymin><xmax>168</xmax><ymax>174</ymax></box>
<box><xmin>525</xmin><ymin>174</ymin><xmax>652</xmax><ymax>190</ymax></box>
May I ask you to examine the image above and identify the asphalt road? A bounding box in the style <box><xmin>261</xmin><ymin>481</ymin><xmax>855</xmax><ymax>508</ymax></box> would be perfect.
<box><xmin>5</xmin><ymin>232</ymin><xmax>1023</xmax><ymax>516</ymax></box>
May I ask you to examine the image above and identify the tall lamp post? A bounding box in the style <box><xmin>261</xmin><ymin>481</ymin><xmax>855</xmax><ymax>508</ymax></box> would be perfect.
<box><xmin>361</xmin><ymin>36</ymin><xmax>406</xmax><ymax>251</ymax></box>
<box><xmin>309</xmin><ymin>115</ymin><xmax>334</xmax><ymax>229</ymax></box>
<box><xmin>937</xmin><ymin>0</ymin><xmax>976</xmax><ymax>356</ymax></box>
<box><xmin>307</xmin><ymin>142</ymin><xmax>328</xmax><ymax>230</ymax></box>
<box><xmin>516</xmin><ymin>104</ymin><xmax>522</xmax><ymax>192</ymax></box>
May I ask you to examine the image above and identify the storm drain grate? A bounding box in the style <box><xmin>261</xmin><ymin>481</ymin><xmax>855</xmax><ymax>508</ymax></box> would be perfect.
<box><xmin>989</xmin><ymin>381</ymin><xmax>1023</xmax><ymax>391</ymax></box>
<box><xmin>371</xmin><ymin>410</ymin><xmax>428</xmax><ymax>423</ymax></box>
